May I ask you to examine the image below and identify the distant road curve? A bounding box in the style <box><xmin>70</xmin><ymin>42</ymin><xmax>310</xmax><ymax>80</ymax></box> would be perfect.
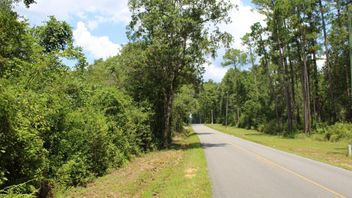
<box><xmin>193</xmin><ymin>124</ymin><xmax>352</xmax><ymax>198</ymax></box>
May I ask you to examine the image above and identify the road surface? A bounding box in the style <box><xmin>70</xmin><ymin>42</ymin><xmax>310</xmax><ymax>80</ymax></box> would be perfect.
<box><xmin>192</xmin><ymin>124</ymin><xmax>352</xmax><ymax>198</ymax></box>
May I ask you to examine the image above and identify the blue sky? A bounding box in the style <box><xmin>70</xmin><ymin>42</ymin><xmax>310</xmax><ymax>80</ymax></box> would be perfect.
<box><xmin>15</xmin><ymin>0</ymin><xmax>265</xmax><ymax>82</ymax></box>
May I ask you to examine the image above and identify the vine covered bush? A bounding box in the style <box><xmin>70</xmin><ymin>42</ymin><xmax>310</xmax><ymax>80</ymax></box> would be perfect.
<box><xmin>0</xmin><ymin>3</ymin><xmax>155</xmax><ymax>196</ymax></box>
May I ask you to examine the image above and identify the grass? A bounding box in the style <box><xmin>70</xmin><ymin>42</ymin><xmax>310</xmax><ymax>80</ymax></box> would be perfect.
<box><xmin>206</xmin><ymin>124</ymin><xmax>352</xmax><ymax>171</ymax></box>
<box><xmin>58</xmin><ymin>127</ymin><xmax>211</xmax><ymax>198</ymax></box>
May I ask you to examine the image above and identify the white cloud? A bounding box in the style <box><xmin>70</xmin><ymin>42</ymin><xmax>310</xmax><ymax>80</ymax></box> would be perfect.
<box><xmin>15</xmin><ymin>0</ymin><xmax>265</xmax><ymax>82</ymax></box>
<box><xmin>222</xmin><ymin>0</ymin><xmax>266</xmax><ymax>49</ymax></box>
<box><xmin>73</xmin><ymin>22</ymin><xmax>120</xmax><ymax>59</ymax></box>
<box><xmin>205</xmin><ymin>0</ymin><xmax>266</xmax><ymax>82</ymax></box>
<box><xmin>15</xmin><ymin>0</ymin><xmax>130</xmax><ymax>27</ymax></box>
<box><xmin>203</xmin><ymin>62</ymin><xmax>228</xmax><ymax>82</ymax></box>
<box><xmin>316</xmin><ymin>55</ymin><xmax>326</xmax><ymax>71</ymax></box>
<box><xmin>87</xmin><ymin>20</ymin><xmax>98</xmax><ymax>30</ymax></box>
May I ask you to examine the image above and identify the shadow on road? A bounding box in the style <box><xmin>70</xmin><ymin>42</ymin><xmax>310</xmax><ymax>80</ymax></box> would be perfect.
<box><xmin>182</xmin><ymin>142</ymin><xmax>227</xmax><ymax>150</ymax></box>
<box><xmin>170</xmin><ymin>140</ymin><xmax>227</xmax><ymax>151</ymax></box>
<box><xmin>194</xmin><ymin>132</ymin><xmax>213</xmax><ymax>136</ymax></box>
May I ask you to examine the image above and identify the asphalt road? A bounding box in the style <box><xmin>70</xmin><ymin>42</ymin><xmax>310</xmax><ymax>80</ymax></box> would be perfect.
<box><xmin>192</xmin><ymin>124</ymin><xmax>352</xmax><ymax>198</ymax></box>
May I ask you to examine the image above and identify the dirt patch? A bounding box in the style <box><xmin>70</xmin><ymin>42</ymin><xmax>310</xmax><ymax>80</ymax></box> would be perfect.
<box><xmin>184</xmin><ymin>167</ymin><xmax>198</xmax><ymax>179</ymax></box>
<box><xmin>65</xmin><ymin>150</ymin><xmax>183</xmax><ymax>198</ymax></box>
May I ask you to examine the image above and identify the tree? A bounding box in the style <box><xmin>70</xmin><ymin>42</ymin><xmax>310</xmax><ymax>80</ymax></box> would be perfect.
<box><xmin>34</xmin><ymin>16</ymin><xmax>73</xmax><ymax>53</ymax></box>
<box><xmin>173</xmin><ymin>85</ymin><xmax>199</xmax><ymax>131</ymax></box>
<box><xmin>127</xmin><ymin>0</ymin><xmax>232</xmax><ymax>146</ymax></box>
<box><xmin>197</xmin><ymin>81</ymin><xmax>220</xmax><ymax>124</ymax></box>
<box><xmin>0</xmin><ymin>4</ymin><xmax>154</xmax><ymax>195</ymax></box>
<box><xmin>0</xmin><ymin>1</ymin><xmax>34</xmax><ymax>77</ymax></box>
<box><xmin>221</xmin><ymin>49</ymin><xmax>247</xmax><ymax>126</ymax></box>
<box><xmin>13</xmin><ymin>0</ymin><xmax>36</xmax><ymax>7</ymax></box>
<box><xmin>349</xmin><ymin>4</ymin><xmax>352</xmax><ymax>106</ymax></box>
<box><xmin>222</xmin><ymin>49</ymin><xmax>247</xmax><ymax>69</ymax></box>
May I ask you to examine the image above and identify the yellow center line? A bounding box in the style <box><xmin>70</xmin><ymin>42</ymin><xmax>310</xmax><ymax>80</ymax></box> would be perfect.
<box><xmin>226</xmin><ymin>141</ymin><xmax>347</xmax><ymax>198</ymax></box>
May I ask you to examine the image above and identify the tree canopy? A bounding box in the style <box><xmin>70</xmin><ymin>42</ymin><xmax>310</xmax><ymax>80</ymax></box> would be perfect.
<box><xmin>127</xmin><ymin>0</ymin><xmax>233</xmax><ymax>146</ymax></box>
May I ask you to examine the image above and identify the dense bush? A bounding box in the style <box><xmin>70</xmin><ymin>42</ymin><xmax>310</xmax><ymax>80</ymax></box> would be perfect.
<box><xmin>0</xmin><ymin>85</ymin><xmax>48</xmax><ymax>193</ymax></box>
<box><xmin>0</xmin><ymin>5</ymin><xmax>156</xmax><ymax>196</ymax></box>
<box><xmin>315</xmin><ymin>123</ymin><xmax>352</xmax><ymax>142</ymax></box>
<box><xmin>0</xmin><ymin>78</ymin><xmax>155</xmax><ymax>195</ymax></box>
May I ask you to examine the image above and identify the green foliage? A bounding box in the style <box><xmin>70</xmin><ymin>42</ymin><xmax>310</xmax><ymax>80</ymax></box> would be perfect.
<box><xmin>173</xmin><ymin>85</ymin><xmax>199</xmax><ymax>132</ymax></box>
<box><xmin>61</xmin><ymin>108</ymin><xmax>111</xmax><ymax>176</ymax></box>
<box><xmin>127</xmin><ymin>0</ymin><xmax>233</xmax><ymax>146</ymax></box>
<box><xmin>0</xmin><ymin>5</ymin><xmax>155</xmax><ymax>196</ymax></box>
<box><xmin>56</xmin><ymin>158</ymin><xmax>92</xmax><ymax>187</ymax></box>
<box><xmin>198</xmin><ymin>0</ymin><xmax>352</xmax><ymax>137</ymax></box>
<box><xmin>315</xmin><ymin>123</ymin><xmax>352</xmax><ymax>142</ymax></box>
<box><xmin>12</xmin><ymin>0</ymin><xmax>36</xmax><ymax>8</ymax></box>
<box><xmin>0</xmin><ymin>4</ymin><xmax>33</xmax><ymax>77</ymax></box>
<box><xmin>0</xmin><ymin>86</ymin><xmax>48</xmax><ymax>190</ymax></box>
<box><xmin>222</xmin><ymin>49</ymin><xmax>247</xmax><ymax>69</ymax></box>
<box><xmin>34</xmin><ymin>16</ymin><xmax>73</xmax><ymax>53</ymax></box>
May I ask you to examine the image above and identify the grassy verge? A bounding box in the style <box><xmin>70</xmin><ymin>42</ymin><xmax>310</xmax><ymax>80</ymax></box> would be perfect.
<box><xmin>206</xmin><ymin>124</ymin><xmax>352</xmax><ymax>171</ymax></box>
<box><xmin>59</xmin><ymin>127</ymin><xmax>211</xmax><ymax>198</ymax></box>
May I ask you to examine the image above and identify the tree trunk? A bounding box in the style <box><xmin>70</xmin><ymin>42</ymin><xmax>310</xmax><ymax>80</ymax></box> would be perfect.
<box><xmin>278</xmin><ymin>41</ymin><xmax>293</xmax><ymax>132</ymax></box>
<box><xmin>319</xmin><ymin>0</ymin><xmax>336</xmax><ymax>122</ymax></box>
<box><xmin>301</xmin><ymin>43</ymin><xmax>312</xmax><ymax>133</ymax></box>
<box><xmin>237</xmin><ymin>106</ymin><xmax>240</xmax><ymax>126</ymax></box>
<box><xmin>312</xmin><ymin>52</ymin><xmax>321</xmax><ymax>122</ymax></box>
<box><xmin>162</xmin><ymin>88</ymin><xmax>173</xmax><ymax>147</ymax></box>
<box><xmin>344</xmin><ymin>61</ymin><xmax>350</xmax><ymax>96</ymax></box>
<box><xmin>349</xmin><ymin>4</ymin><xmax>352</xmax><ymax>120</ymax></box>
<box><xmin>225</xmin><ymin>92</ymin><xmax>229</xmax><ymax>126</ymax></box>
<box><xmin>274</xmin><ymin>13</ymin><xmax>293</xmax><ymax>132</ymax></box>
<box><xmin>287</xmin><ymin>44</ymin><xmax>297</xmax><ymax>126</ymax></box>
<box><xmin>296</xmin><ymin>4</ymin><xmax>312</xmax><ymax>133</ymax></box>
<box><xmin>307</xmin><ymin>5</ymin><xmax>321</xmax><ymax>123</ymax></box>
<box><xmin>211</xmin><ymin>109</ymin><xmax>214</xmax><ymax>124</ymax></box>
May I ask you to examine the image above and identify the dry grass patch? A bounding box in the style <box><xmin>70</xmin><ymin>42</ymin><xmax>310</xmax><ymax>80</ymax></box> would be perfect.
<box><xmin>60</xmin><ymin>129</ymin><xmax>211</xmax><ymax>198</ymax></box>
<box><xmin>184</xmin><ymin>167</ymin><xmax>198</xmax><ymax>179</ymax></box>
<box><xmin>61</xmin><ymin>151</ymin><xmax>183</xmax><ymax>198</ymax></box>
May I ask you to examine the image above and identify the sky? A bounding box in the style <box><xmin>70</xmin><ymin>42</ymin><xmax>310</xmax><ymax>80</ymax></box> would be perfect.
<box><xmin>15</xmin><ymin>0</ymin><xmax>265</xmax><ymax>82</ymax></box>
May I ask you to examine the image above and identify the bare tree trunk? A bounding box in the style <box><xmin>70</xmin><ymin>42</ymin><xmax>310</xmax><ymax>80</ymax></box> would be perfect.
<box><xmin>278</xmin><ymin>42</ymin><xmax>293</xmax><ymax>132</ymax></box>
<box><xmin>312</xmin><ymin>52</ymin><xmax>321</xmax><ymax>122</ymax></box>
<box><xmin>287</xmin><ymin>44</ymin><xmax>297</xmax><ymax>126</ymax></box>
<box><xmin>319</xmin><ymin>0</ymin><xmax>336</xmax><ymax>122</ymax></box>
<box><xmin>237</xmin><ymin>106</ymin><xmax>240</xmax><ymax>126</ymax></box>
<box><xmin>275</xmin><ymin>14</ymin><xmax>293</xmax><ymax>132</ymax></box>
<box><xmin>211</xmin><ymin>109</ymin><xmax>214</xmax><ymax>124</ymax></box>
<box><xmin>225</xmin><ymin>92</ymin><xmax>229</xmax><ymax>126</ymax></box>
<box><xmin>345</xmin><ymin>64</ymin><xmax>350</xmax><ymax>97</ymax></box>
<box><xmin>219</xmin><ymin>93</ymin><xmax>223</xmax><ymax>122</ymax></box>
<box><xmin>349</xmin><ymin>4</ymin><xmax>352</xmax><ymax>120</ymax></box>
<box><xmin>162</xmin><ymin>87</ymin><xmax>173</xmax><ymax>147</ymax></box>
<box><xmin>301</xmin><ymin>43</ymin><xmax>312</xmax><ymax>133</ymax></box>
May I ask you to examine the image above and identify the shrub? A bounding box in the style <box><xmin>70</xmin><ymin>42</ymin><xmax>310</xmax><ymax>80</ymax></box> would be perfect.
<box><xmin>59</xmin><ymin>108</ymin><xmax>113</xmax><ymax>177</ymax></box>
<box><xmin>56</xmin><ymin>157</ymin><xmax>92</xmax><ymax>187</ymax></box>
<box><xmin>0</xmin><ymin>6</ymin><xmax>157</xmax><ymax>196</ymax></box>
<box><xmin>261</xmin><ymin>120</ymin><xmax>281</xmax><ymax>134</ymax></box>
<box><xmin>314</xmin><ymin>123</ymin><xmax>352</xmax><ymax>142</ymax></box>
<box><xmin>0</xmin><ymin>86</ymin><xmax>48</xmax><ymax>193</ymax></box>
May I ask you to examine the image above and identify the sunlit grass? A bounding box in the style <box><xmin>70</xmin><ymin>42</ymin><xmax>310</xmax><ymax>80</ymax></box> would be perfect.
<box><xmin>59</xmin><ymin>127</ymin><xmax>211</xmax><ymax>198</ymax></box>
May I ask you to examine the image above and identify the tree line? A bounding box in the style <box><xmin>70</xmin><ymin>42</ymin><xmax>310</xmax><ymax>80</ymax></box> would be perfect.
<box><xmin>0</xmin><ymin>0</ymin><xmax>232</xmax><ymax>196</ymax></box>
<box><xmin>195</xmin><ymin>0</ymin><xmax>352</xmax><ymax>138</ymax></box>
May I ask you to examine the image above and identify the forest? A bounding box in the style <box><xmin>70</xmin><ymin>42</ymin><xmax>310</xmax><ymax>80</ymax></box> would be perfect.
<box><xmin>0</xmin><ymin>0</ymin><xmax>352</xmax><ymax>197</ymax></box>
<box><xmin>195</xmin><ymin>0</ymin><xmax>352</xmax><ymax>138</ymax></box>
<box><xmin>0</xmin><ymin>0</ymin><xmax>231</xmax><ymax>196</ymax></box>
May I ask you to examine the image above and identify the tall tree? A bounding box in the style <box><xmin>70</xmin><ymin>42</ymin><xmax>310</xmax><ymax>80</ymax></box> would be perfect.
<box><xmin>127</xmin><ymin>0</ymin><xmax>232</xmax><ymax>146</ymax></box>
<box><xmin>348</xmin><ymin>3</ymin><xmax>352</xmax><ymax>115</ymax></box>
<box><xmin>222</xmin><ymin>49</ymin><xmax>247</xmax><ymax>69</ymax></box>
<box><xmin>221</xmin><ymin>48</ymin><xmax>248</xmax><ymax>125</ymax></box>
